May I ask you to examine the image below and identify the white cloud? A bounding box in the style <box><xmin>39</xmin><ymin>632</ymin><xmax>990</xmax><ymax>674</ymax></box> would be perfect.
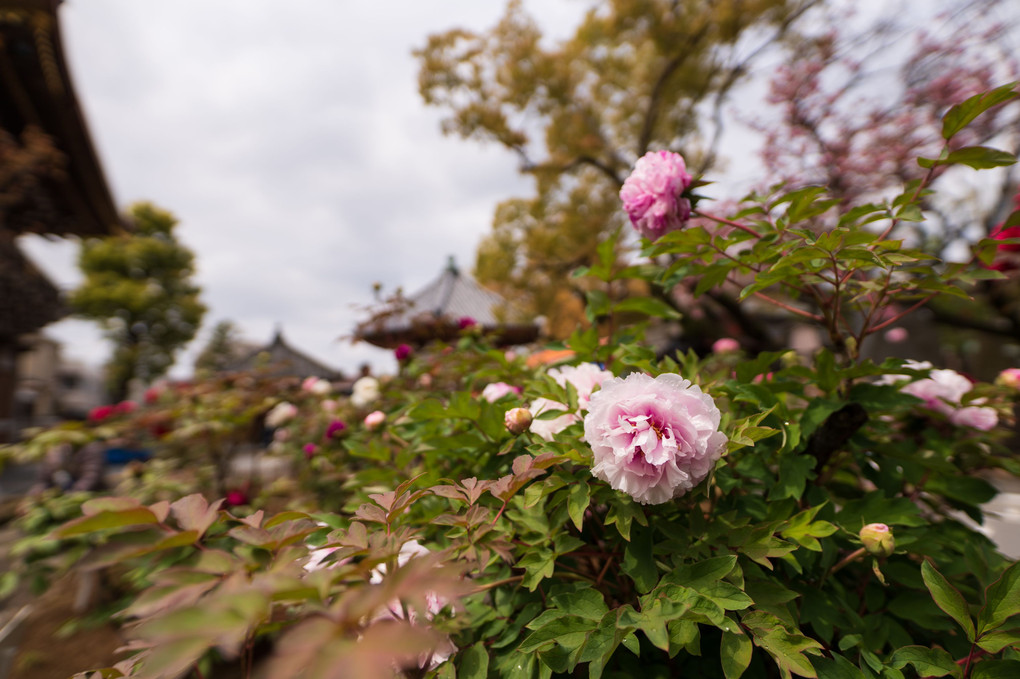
<box><xmin>25</xmin><ymin>1</ymin><xmax>588</xmax><ymax>380</ymax></box>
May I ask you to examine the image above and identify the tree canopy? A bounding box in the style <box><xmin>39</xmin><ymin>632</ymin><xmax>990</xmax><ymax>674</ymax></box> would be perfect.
<box><xmin>416</xmin><ymin>0</ymin><xmax>819</xmax><ymax>338</ymax></box>
<box><xmin>70</xmin><ymin>202</ymin><xmax>206</xmax><ymax>401</ymax></box>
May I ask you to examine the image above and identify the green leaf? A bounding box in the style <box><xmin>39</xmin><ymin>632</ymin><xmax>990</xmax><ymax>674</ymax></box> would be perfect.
<box><xmin>811</xmin><ymin>654</ymin><xmax>866</xmax><ymax>679</ymax></box>
<box><xmin>721</xmin><ymin>631</ymin><xmax>753</xmax><ymax>679</ymax></box>
<box><xmin>622</xmin><ymin>525</ymin><xmax>658</xmax><ymax>594</ymax></box>
<box><xmin>978</xmin><ymin>561</ymin><xmax>1020</xmax><ymax>635</ymax></box>
<box><xmin>971</xmin><ymin>660</ymin><xmax>1020</xmax><ymax>678</ymax></box>
<box><xmin>922</xmin><ymin>561</ymin><xmax>976</xmax><ymax>641</ymax></box>
<box><xmin>942</xmin><ymin>146</ymin><xmax>1016</xmax><ymax>169</ymax></box>
<box><xmin>55</xmin><ymin>507</ymin><xmax>160</xmax><ymax>537</ymax></box>
<box><xmin>550</xmin><ymin>588</ymin><xmax>609</xmax><ymax>623</ymax></box>
<box><xmin>942</xmin><ymin>83</ymin><xmax>1019</xmax><ymax>139</ymax></box>
<box><xmin>567</xmin><ymin>481</ymin><xmax>591</xmax><ymax>531</ymax></box>
<box><xmin>887</xmin><ymin>646</ymin><xmax>962</xmax><ymax>678</ymax></box>
<box><xmin>976</xmin><ymin>628</ymin><xmax>1020</xmax><ymax>653</ymax></box>
<box><xmin>743</xmin><ymin>610</ymin><xmax>823</xmax><ymax>678</ymax></box>
<box><xmin>458</xmin><ymin>642</ymin><xmax>489</xmax><ymax>678</ymax></box>
<box><xmin>611</xmin><ymin>297</ymin><xmax>681</xmax><ymax>320</ymax></box>
<box><xmin>605</xmin><ymin>498</ymin><xmax>647</xmax><ymax>541</ymax></box>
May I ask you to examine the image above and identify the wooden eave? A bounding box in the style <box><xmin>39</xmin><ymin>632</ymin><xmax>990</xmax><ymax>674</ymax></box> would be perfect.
<box><xmin>0</xmin><ymin>0</ymin><xmax>121</xmax><ymax>237</ymax></box>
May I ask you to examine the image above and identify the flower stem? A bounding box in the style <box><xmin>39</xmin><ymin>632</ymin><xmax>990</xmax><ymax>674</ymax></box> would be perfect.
<box><xmin>694</xmin><ymin>209</ymin><xmax>761</xmax><ymax>238</ymax></box>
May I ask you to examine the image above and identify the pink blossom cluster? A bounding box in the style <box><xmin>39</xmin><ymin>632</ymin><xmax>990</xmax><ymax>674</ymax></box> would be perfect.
<box><xmin>584</xmin><ymin>373</ymin><xmax>727</xmax><ymax>505</ymax></box>
<box><xmin>884</xmin><ymin>361</ymin><xmax>997</xmax><ymax>430</ymax></box>
<box><xmin>480</xmin><ymin>382</ymin><xmax>521</xmax><ymax>402</ymax></box>
<box><xmin>528</xmin><ymin>364</ymin><xmax>614</xmax><ymax>441</ymax></box>
<box><xmin>619</xmin><ymin>150</ymin><xmax>693</xmax><ymax>241</ymax></box>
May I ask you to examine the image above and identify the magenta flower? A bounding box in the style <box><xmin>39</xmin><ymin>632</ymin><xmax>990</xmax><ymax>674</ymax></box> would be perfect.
<box><xmin>303</xmin><ymin>443</ymin><xmax>318</xmax><ymax>459</ymax></box>
<box><xmin>457</xmin><ymin>316</ymin><xmax>477</xmax><ymax>329</ymax></box>
<box><xmin>620</xmin><ymin>150</ymin><xmax>693</xmax><ymax>241</ymax></box>
<box><xmin>325</xmin><ymin>419</ymin><xmax>347</xmax><ymax>438</ymax></box>
<box><xmin>395</xmin><ymin>343</ymin><xmax>413</xmax><ymax>361</ymax></box>
<box><xmin>88</xmin><ymin>404</ymin><xmax>115</xmax><ymax>422</ymax></box>
<box><xmin>583</xmin><ymin>373</ymin><xmax>727</xmax><ymax>505</ymax></box>
<box><xmin>225</xmin><ymin>489</ymin><xmax>249</xmax><ymax>507</ymax></box>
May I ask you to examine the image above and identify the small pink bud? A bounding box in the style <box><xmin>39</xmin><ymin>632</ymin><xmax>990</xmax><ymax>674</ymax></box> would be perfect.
<box><xmin>364</xmin><ymin>410</ymin><xmax>386</xmax><ymax>430</ymax></box>
<box><xmin>395</xmin><ymin>344</ymin><xmax>413</xmax><ymax>361</ymax></box>
<box><xmin>303</xmin><ymin>443</ymin><xmax>318</xmax><ymax>459</ymax></box>
<box><xmin>859</xmin><ymin>523</ymin><xmax>895</xmax><ymax>557</ymax></box>
<box><xmin>712</xmin><ymin>337</ymin><xmax>740</xmax><ymax>353</ymax></box>
<box><xmin>504</xmin><ymin>407</ymin><xmax>533</xmax><ymax>435</ymax></box>
<box><xmin>996</xmin><ymin>368</ymin><xmax>1020</xmax><ymax>390</ymax></box>
<box><xmin>884</xmin><ymin>327</ymin><xmax>909</xmax><ymax>344</ymax></box>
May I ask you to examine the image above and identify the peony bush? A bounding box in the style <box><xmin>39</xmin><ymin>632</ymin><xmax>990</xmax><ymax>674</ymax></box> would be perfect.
<box><xmin>5</xmin><ymin>85</ymin><xmax>1020</xmax><ymax>679</ymax></box>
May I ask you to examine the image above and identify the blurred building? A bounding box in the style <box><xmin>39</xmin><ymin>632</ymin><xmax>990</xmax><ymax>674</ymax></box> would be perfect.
<box><xmin>0</xmin><ymin>0</ymin><xmax>122</xmax><ymax>440</ymax></box>
<box><xmin>228</xmin><ymin>326</ymin><xmax>344</xmax><ymax>383</ymax></box>
<box><xmin>354</xmin><ymin>256</ymin><xmax>540</xmax><ymax>349</ymax></box>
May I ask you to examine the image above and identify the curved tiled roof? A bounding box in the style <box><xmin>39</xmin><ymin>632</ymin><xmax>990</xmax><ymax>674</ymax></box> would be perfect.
<box><xmin>354</xmin><ymin>257</ymin><xmax>539</xmax><ymax>349</ymax></box>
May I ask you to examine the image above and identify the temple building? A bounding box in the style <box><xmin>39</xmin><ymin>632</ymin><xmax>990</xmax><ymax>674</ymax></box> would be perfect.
<box><xmin>227</xmin><ymin>327</ymin><xmax>344</xmax><ymax>383</ymax></box>
<box><xmin>354</xmin><ymin>256</ymin><xmax>540</xmax><ymax>350</ymax></box>
<box><xmin>1</xmin><ymin>0</ymin><xmax>122</xmax><ymax>439</ymax></box>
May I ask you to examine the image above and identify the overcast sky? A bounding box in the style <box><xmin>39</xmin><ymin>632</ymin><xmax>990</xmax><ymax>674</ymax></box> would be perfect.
<box><xmin>20</xmin><ymin>1</ymin><xmax>590</xmax><ymax>379</ymax></box>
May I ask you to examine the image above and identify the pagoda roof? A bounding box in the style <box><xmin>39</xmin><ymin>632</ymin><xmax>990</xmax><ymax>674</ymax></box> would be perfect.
<box><xmin>227</xmin><ymin>327</ymin><xmax>343</xmax><ymax>381</ymax></box>
<box><xmin>354</xmin><ymin>257</ymin><xmax>539</xmax><ymax>349</ymax></box>
<box><xmin>1</xmin><ymin>0</ymin><xmax>121</xmax><ymax>237</ymax></box>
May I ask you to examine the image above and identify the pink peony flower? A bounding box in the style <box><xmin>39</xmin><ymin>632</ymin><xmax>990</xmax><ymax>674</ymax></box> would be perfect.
<box><xmin>265</xmin><ymin>401</ymin><xmax>298</xmax><ymax>428</ymax></box>
<box><xmin>583</xmin><ymin>373</ymin><xmax>727</xmax><ymax>505</ymax></box>
<box><xmin>364</xmin><ymin>410</ymin><xmax>386</xmax><ymax>430</ymax></box>
<box><xmin>303</xmin><ymin>443</ymin><xmax>318</xmax><ymax>459</ymax></box>
<box><xmin>321</xmin><ymin>398</ymin><xmax>338</xmax><ymax>413</ymax></box>
<box><xmin>712</xmin><ymin>337</ymin><xmax>740</xmax><ymax>353</ymax></box>
<box><xmin>481</xmin><ymin>382</ymin><xmax>521</xmax><ymax>402</ymax></box>
<box><xmin>457</xmin><ymin>316</ymin><xmax>477</xmax><ymax>329</ymax></box>
<box><xmin>619</xmin><ymin>150</ymin><xmax>693</xmax><ymax>241</ymax></box>
<box><xmin>528</xmin><ymin>364</ymin><xmax>614</xmax><ymax>441</ymax></box>
<box><xmin>996</xmin><ymin>368</ymin><xmax>1020</xmax><ymax>390</ymax></box>
<box><xmin>369</xmin><ymin>540</ymin><xmax>456</xmax><ymax>671</ymax></box>
<box><xmin>302</xmin><ymin>376</ymin><xmax>332</xmax><ymax>395</ymax></box>
<box><xmin>395</xmin><ymin>344</ymin><xmax>413</xmax><ymax>361</ymax></box>
<box><xmin>885</xmin><ymin>361</ymin><xmax>997</xmax><ymax>430</ymax></box>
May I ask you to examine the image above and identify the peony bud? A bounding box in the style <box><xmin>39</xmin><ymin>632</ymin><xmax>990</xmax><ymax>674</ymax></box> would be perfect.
<box><xmin>364</xmin><ymin>410</ymin><xmax>386</xmax><ymax>430</ymax></box>
<box><xmin>996</xmin><ymin>368</ymin><xmax>1020</xmax><ymax>390</ymax></box>
<box><xmin>395</xmin><ymin>344</ymin><xmax>413</xmax><ymax>361</ymax></box>
<box><xmin>859</xmin><ymin>523</ymin><xmax>895</xmax><ymax>558</ymax></box>
<box><xmin>504</xmin><ymin>407</ymin><xmax>533</xmax><ymax>435</ymax></box>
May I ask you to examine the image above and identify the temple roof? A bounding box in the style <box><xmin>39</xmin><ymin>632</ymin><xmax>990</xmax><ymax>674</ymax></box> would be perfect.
<box><xmin>354</xmin><ymin>257</ymin><xmax>539</xmax><ymax>349</ymax></box>
<box><xmin>1</xmin><ymin>0</ymin><xmax>121</xmax><ymax>237</ymax></box>
<box><xmin>227</xmin><ymin>327</ymin><xmax>344</xmax><ymax>381</ymax></box>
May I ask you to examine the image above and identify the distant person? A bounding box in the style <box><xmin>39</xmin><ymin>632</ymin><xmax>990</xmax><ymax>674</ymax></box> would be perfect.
<box><xmin>30</xmin><ymin>438</ymin><xmax>108</xmax><ymax>494</ymax></box>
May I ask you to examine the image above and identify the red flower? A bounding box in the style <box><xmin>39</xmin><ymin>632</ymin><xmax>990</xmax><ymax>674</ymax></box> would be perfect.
<box><xmin>88</xmin><ymin>405</ymin><xmax>115</xmax><ymax>422</ymax></box>
<box><xmin>395</xmin><ymin>343</ymin><xmax>413</xmax><ymax>361</ymax></box>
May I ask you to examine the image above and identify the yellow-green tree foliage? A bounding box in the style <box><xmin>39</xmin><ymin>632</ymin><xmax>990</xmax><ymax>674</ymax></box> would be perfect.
<box><xmin>416</xmin><ymin>0</ymin><xmax>815</xmax><ymax>337</ymax></box>
<box><xmin>70</xmin><ymin>202</ymin><xmax>206</xmax><ymax>400</ymax></box>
